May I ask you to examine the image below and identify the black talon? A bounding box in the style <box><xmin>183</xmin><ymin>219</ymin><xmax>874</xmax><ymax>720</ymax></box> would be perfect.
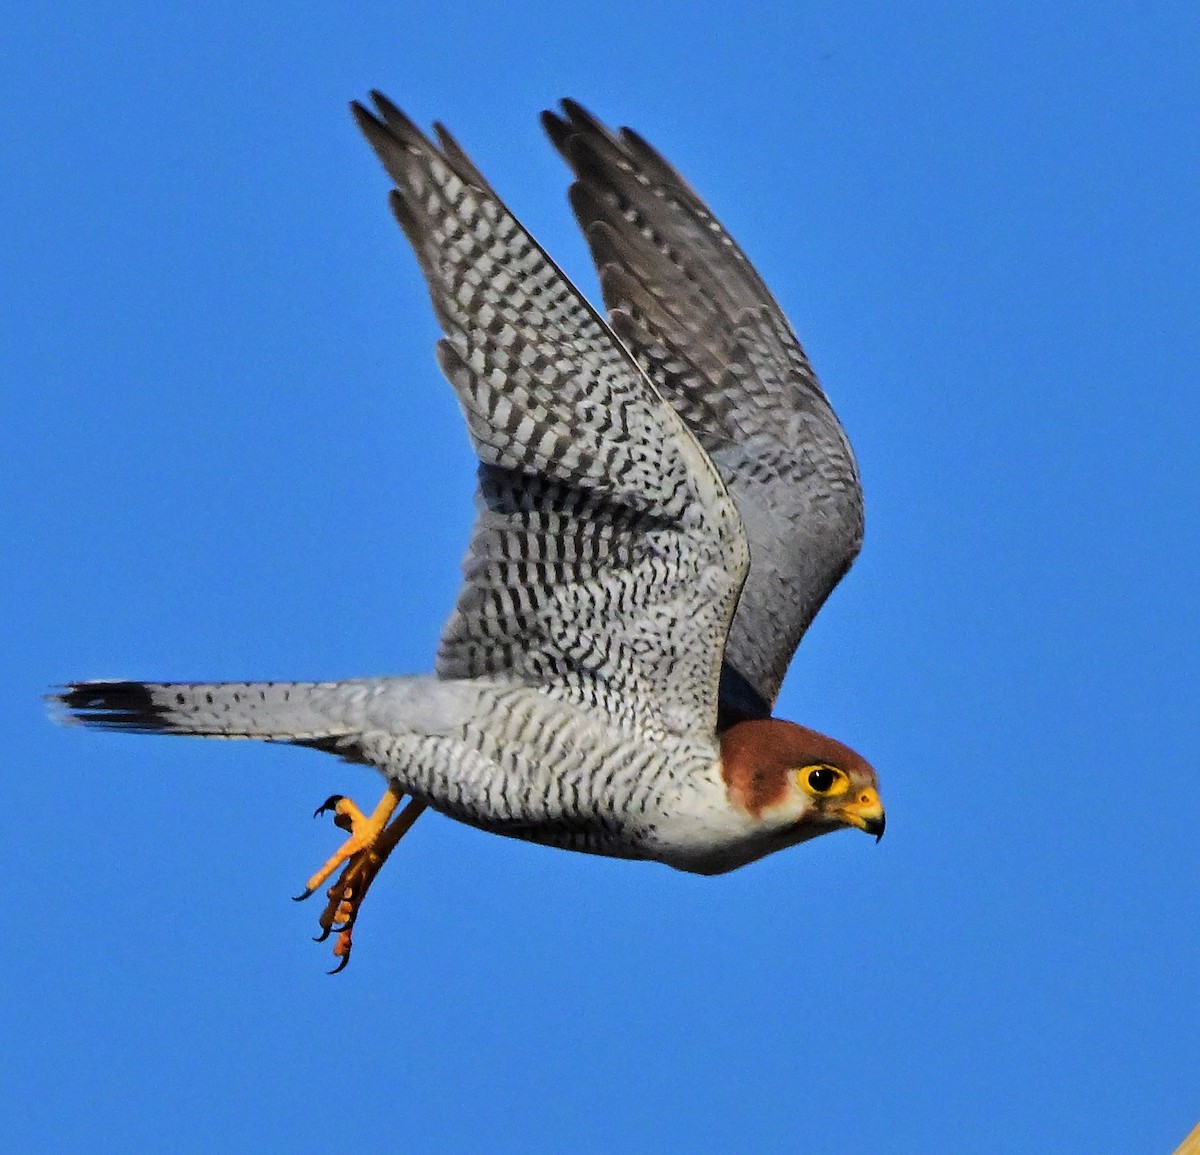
<box><xmin>313</xmin><ymin>795</ymin><xmax>344</xmax><ymax>818</ymax></box>
<box><xmin>292</xmin><ymin>888</ymin><xmax>315</xmax><ymax>902</ymax></box>
<box><xmin>313</xmin><ymin>926</ymin><xmax>333</xmax><ymax>943</ymax></box>
<box><xmin>326</xmin><ymin>936</ymin><xmax>350</xmax><ymax>970</ymax></box>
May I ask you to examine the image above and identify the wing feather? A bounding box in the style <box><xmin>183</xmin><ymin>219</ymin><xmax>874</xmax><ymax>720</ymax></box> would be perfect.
<box><xmin>354</xmin><ymin>94</ymin><xmax>748</xmax><ymax>740</ymax></box>
<box><xmin>543</xmin><ymin>100</ymin><xmax>864</xmax><ymax>717</ymax></box>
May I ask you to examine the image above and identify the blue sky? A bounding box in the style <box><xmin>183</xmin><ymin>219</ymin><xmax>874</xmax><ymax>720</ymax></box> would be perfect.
<box><xmin>5</xmin><ymin>3</ymin><xmax>1198</xmax><ymax>1152</ymax></box>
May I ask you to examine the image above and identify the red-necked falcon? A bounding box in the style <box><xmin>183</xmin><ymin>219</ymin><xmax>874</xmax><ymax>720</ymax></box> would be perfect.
<box><xmin>52</xmin><ymin>94</ymin><xmax>883</xmax><ymax>971</ymax></box>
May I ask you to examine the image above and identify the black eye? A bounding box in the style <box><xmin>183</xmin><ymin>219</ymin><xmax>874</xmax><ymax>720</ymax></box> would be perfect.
<box><xmin>807</xmin><ymin>767</ymin><xmax>837</xmax><ymax>793</ymax></box>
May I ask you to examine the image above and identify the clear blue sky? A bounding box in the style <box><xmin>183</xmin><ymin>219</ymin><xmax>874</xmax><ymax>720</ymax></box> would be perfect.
<box><xmin>5</xmin><ymin>3</ymin><xmax>1198</xmax><ymax>1152</ymax></box>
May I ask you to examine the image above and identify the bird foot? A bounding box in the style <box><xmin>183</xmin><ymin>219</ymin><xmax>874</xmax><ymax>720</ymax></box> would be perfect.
<box><xmin>292</xmin><ymin>785</ymin><xmax>426</xmax><ymax>972</ymax></box>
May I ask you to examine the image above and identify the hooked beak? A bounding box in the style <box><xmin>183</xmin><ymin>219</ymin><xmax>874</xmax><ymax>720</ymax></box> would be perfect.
<box><xmin>839</xmin><ymin>787</ymin><xmax>886</xmax><ymax>842</ymax></box>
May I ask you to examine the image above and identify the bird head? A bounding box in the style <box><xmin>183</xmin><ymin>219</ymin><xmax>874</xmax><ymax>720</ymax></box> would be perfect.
<box><xmin>720</xmin><ymin>718</ymin><xmax>884</xmax><ymax>842</ymax></box>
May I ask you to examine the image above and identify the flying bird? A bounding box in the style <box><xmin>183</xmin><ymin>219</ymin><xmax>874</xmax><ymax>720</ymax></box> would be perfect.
<box><xmin>52</xmin><ymin>94</ymin><xmax>883</xmax><ymax>971</ymax></box>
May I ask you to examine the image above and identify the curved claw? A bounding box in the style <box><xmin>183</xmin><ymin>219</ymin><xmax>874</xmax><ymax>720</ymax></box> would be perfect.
<box><xmin>313</xmin><ymin>925</ymin><xmax>333</xmax><ymax>943</ymax></box>
<box><xmin>291</xmin><ymin>888</ymin><xmax>315</xmax><ymax>902</ymax></box>
<box><xmin>313</xmin><ymin>795</ymin><xmax>345</xmax><ymax>819</ymax></box>
<box><xmin>327</xmin><ymin>937</ymin><xmax>352</xmax><ymax>975</ymax></box>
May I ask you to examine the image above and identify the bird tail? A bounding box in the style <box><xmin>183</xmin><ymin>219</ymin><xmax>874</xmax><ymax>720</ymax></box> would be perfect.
<box><xmin>49</xmin><ymin>679</ymin><xmax>370</xmax><ymax>743</ymax></box>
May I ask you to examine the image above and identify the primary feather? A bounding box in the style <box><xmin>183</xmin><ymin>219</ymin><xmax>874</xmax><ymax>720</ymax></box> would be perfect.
<box><xmin>542</xmin><ymin>101</ymin><xmax>864</xmax><ymax>720</ymax></box>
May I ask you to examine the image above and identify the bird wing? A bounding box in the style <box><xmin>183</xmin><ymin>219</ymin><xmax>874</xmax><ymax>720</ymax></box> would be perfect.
<box><xmin>354</xmin><ymin>94</ymin><xmax>749</xmax><ymax>742</ymax></box>
<box><xmin>542</xmin><ymin>101</ymin><xmax>863</xmax><ymax>721</ymax></box>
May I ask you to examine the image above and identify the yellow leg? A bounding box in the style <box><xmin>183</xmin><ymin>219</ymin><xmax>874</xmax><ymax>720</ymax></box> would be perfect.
<box><xmin>293</xmin><ymin>782</ymin><xmax>426</xmax><ymax>972</ymax></box>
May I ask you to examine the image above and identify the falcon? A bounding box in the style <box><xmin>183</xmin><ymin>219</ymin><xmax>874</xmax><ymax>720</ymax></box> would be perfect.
<box><xmin>52</xmin><ymin>94</ymin><xmax>883</xmax><ymax>970</ymax></box>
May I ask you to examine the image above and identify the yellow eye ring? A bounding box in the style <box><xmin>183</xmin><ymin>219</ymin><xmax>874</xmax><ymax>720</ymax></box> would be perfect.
<box><xmin>798</xmin><ymin>764</ymin><xmax>849</xmax><ymax>797</ymax></box>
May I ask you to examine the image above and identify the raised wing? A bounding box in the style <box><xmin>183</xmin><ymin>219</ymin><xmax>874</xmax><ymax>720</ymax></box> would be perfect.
<box><xmin>354</xmin><ymin>94</ymin><xmax>748</xmax><ymax>741</ymax></box>
<box><xmin>542</xmin><ymin>101</ymin><xmax>863</xmax><ymax>721</ymax></box>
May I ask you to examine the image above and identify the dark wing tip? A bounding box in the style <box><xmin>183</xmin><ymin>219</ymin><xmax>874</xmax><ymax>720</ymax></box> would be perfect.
<box><xmin>557</xmin><ymin>98</ymin><xmax>610</xmax><ymax>136</ymax></box>
<box><xmin>543</xmin><ymin>99</ymin><xmax>619</xmax><ymax>157</ymax></box>
<box><xmin>367</xmin><ymin>90</ymin><xmax>420</xmax><ymax>137</ymax></box>
<box><xmin>349</xmin><ymin>98</ymin><xmax>379</xmax><ymax>133</ymax></box>
<box><xmin>352</xmin><ymin>90</ymin><xmax>434</xmax><ymax>160</ymax></box>
<box><xmin>540</xmin><ymin>107</ymin><xmax>570</xmax><ymax>150</ymax></box>
<box><xmin>354</xmin><ymin>92</ymin><xmax>493</xmax><ymax>203</ymax></box>
<box><xmin>49</xmin><ymin>680</ymin><xmax>170</xmax><ymax>733</ymax></box>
